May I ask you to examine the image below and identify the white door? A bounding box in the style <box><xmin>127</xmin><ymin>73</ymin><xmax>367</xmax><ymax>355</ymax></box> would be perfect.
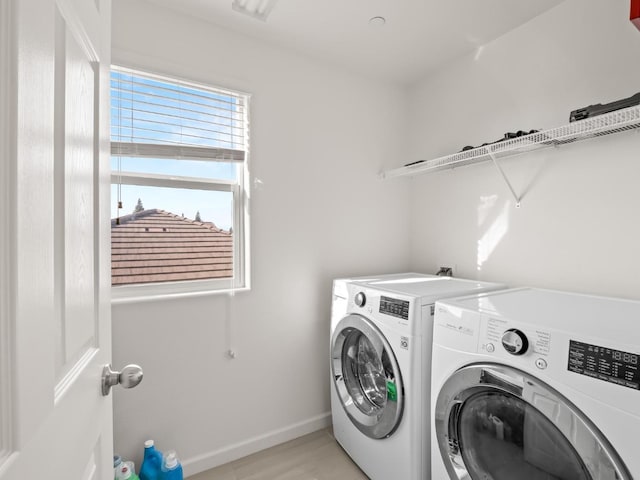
<box><xmin>0</xmin><ymin>0</ymin><xmax>115</xmax><ymax>478</ymax></box>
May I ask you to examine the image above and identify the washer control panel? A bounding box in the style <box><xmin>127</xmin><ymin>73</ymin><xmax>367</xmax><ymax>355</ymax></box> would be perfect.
<box><xmin>380</xmin><ymin>296</ymin><xmax>409</xmax><ymax>320</ymax></box>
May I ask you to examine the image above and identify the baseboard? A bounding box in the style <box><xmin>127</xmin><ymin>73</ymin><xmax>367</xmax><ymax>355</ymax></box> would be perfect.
<box><xmin>182</xmin><ymin>412</ymin><xmax>332</xmax><ymax>478</ymax></box>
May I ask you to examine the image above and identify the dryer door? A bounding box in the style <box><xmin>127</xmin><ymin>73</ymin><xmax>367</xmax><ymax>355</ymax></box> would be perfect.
<box><xmin>331</xmin><ymin>313</ymin><xmax>403</xmax><ymax>439</ymax></box>
<box><xmin>434</xmin><ymin>363</ymin><xmax>631</xmax><ymax>480</ymax></box>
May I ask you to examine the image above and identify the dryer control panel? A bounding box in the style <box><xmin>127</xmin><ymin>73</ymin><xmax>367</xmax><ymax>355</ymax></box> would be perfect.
<box><xmin>568</xmin><ymin>340</ymin><xmax>640</xmax><ymax>390</ymax></box>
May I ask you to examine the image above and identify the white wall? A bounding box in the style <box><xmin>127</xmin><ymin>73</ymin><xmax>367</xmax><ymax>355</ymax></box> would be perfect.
<box><xmin>110</xmin><ymin>0</ymin><xmax>411</xmax><ymax>475</ymax></box>
<box><xmin>406</xmin><ymin>0</ymin><xmax>640</xmax><ymax>300</ymax></box>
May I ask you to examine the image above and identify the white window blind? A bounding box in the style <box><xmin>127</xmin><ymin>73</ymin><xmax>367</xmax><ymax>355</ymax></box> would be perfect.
<box><xmin>111</xmin><ymin>66</ymin><xmax>247</xmax><ymax>162</ymax></box>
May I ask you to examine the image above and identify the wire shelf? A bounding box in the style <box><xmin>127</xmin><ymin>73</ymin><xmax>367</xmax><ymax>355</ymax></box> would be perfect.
<box><xmin>380</xmin><ymin>105</ymin><xmax>640</xmax><ymax>180</ymax></box>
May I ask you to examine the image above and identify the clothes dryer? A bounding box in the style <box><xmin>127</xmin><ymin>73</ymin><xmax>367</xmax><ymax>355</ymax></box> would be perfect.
<box><xmin>330</xmin><ymin>273</ymin><xmax>505</xmax><ymax>480</ymax></box>
<box><xmin>431</xmin><ymin>287</ymin><xmax>640</xmax><ymax>480</ymax></box>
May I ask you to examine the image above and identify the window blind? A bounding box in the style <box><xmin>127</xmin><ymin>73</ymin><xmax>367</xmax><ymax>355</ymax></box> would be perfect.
<box><xmin>111</xmin><ymin>66</ymin><xmax>247</xmax><ymax>162</ymax></box>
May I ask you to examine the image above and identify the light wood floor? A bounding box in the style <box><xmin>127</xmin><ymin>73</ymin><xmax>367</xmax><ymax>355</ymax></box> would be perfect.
<box><xmin>188</xmin><ymin>429</ymin><xmax>369</xmax><ymax>480</ymax></box>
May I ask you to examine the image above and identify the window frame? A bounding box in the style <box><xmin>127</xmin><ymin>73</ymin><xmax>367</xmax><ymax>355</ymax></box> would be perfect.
<box><xmin>109</xmin><ymin>65</ymin><xmax>250</xmax><ymax>302</ymax></box>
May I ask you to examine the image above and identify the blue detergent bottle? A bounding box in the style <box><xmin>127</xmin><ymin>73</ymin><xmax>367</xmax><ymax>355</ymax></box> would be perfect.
<box><xmin>139</xmin><ymin>440</ymin><xmax>163</xmax><ymax>480</ymax></box>
<box><xmin>160</xmin><ymin>450</ymin><xmax>183</xmax><ymax>480</ymax></box>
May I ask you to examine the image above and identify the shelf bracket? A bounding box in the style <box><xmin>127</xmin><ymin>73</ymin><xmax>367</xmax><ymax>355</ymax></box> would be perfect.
<box><xmin>488</xmin><ymin>150</ymin><xmax>521</xmax><ymax>208</ymax></box>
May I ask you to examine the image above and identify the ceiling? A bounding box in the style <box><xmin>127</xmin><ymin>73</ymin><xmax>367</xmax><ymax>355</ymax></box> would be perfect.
<box><xmin>143</xmin><ymin>0</ymin><xmax>566</xmax><ymax>85</ymax></box>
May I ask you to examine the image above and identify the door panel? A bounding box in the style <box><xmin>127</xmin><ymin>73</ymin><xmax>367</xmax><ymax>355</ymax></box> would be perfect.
<box><xmin>0</xmin><ymin>0</ymin><xmax>112</xmax><ymax>478</ymax></box>
<box><xmin>59</xmin><ymin>4</ymin><xmax>98</xmax><ymax>379</ymax></box>
<box><xmin>0</xmin><ymin>0</ymin><xmax>11</xmax><ymax>468</ymax></box>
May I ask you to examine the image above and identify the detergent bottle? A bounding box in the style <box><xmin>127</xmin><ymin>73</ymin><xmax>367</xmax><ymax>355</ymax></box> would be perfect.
<box><xmin>116</xmin><ymin>463</ymin><xmax>140</xmax><ymax>480</ymax></box>
<box><xmin>139</xmin><ymin>440</ymin><xmax>163</xmax><ymax>480</ymax></box>
<box><xmin>114</xmin><ymin>455</ymin><xmax>122</xmax><ymax>480</ymax></box>
<box><xmin>160</xmin><ymin>450</ymin><xmax>183</xmax><ymax>480</ymax></box>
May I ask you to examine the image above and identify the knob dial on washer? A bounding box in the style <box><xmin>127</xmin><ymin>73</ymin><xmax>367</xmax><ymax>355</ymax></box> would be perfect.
<box><xmin>354</xmin><ymin>292</ymin><xmax>366</xmax><ymax>307</ymax></box>
<box><xmin>501</xmin><ymin>329</ymin><xmax>528</xmax><ymax>355</ymax></box>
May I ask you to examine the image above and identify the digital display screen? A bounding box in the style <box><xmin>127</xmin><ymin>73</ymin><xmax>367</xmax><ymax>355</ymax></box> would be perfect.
<box><xmin>380</xmin><ymin>296</ymin><xmax>409</xmax><ymax>321</ymax></box>
<box><xmin>568</xmin><ymin>340</ymin><xmax>639</xmax><ymax>390</ymax></box>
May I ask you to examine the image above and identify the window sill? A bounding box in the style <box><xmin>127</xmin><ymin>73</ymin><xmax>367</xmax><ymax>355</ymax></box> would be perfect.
<box><xmin>111</xmin><ymin>282</ymin><xmax>250</xmax><ymax>305</ymax></box>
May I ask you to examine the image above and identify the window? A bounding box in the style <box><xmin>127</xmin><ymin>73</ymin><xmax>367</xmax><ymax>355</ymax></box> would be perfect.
<box><xmin>110</xmin><ymin>66</ymin><xmax>250</xmax><ymax>298</ymax></box>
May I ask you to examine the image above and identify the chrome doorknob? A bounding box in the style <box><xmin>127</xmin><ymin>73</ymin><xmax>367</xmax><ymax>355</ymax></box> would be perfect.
<box><xmin>102</xmin><ymin>364</ymin><xmax>144</xmax><ymax>396</ymax></box>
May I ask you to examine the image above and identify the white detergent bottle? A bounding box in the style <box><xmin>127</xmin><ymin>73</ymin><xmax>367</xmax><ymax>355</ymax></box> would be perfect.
<box><xmin>116</xmin><ymin>463</ymin><xmax>140</xmax><ymax>480</ymax></box>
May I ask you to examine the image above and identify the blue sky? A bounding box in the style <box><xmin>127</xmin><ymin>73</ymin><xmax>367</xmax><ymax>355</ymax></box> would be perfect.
<box><xmin>110</xmin><ymin>183</ymin><xmax>233</xmax><ymax>230</ymax></box>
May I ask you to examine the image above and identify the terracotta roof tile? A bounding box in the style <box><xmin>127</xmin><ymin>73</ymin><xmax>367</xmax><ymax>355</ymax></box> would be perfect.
<box><xmin>111</xmin><ymin>209</ymin><xmax>233</xmax><ymax>286</ymax></box>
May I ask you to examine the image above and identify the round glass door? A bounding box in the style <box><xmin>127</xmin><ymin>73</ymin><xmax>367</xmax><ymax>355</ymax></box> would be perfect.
<box><xmin>457</xmin><ymin>391</ymin><xmax>588</xmax><ymax>479</ymax></box>
<box><xmin>434</xmin><ymin>364</ymin><xmax>631</xmax><ymax>480</ymax></box>
<box><xmin>331</xmin><ymin>314</ymin><xmax>403</xmax><ymax>439</ymax></box>
<box><xmin>344</xmin><ymin>333</ymin><xmax>388</xmax><ymax>413</ymax></box>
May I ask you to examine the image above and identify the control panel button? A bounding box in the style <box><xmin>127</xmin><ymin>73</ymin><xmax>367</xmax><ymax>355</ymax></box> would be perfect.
<box><xmin>486</xmin><ymin>343</ymin><xmax>495</xmax><ymax>353</ymax></box>
<box><xmin>535</xmin><ymin>358</ymin><xmax>548</xmax><ymax>370</ymax></box>
<box><xmin>501</xmin><ymin>329</ymin><xmax>529</xmax><ymax>356</ymax></box>
<box><xmin>354</xmin><ymin>292</ymin><xmax>366</xmax><ymax>307</ymax></box>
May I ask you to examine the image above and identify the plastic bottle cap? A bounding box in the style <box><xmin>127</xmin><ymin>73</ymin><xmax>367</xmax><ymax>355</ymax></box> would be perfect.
<box><xmin>164</xmin><ymin>451</ymin><xmax>178</xmax><ymax>469</ymax></box>
<box><xmin>120</xmin><ymin>465</ymin><xmax>132</xmax><ymax>480</ymax></box>
<box><xmin>144</xmin><ymin>440</ymin><xmax>154</xmax><ymax>448</ymax></box>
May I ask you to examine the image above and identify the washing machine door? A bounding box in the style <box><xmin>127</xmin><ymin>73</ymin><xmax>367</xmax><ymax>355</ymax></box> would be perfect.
<box><xmin>331</xmin><ymin>313</ymin><xmax>403</xmax><ymax>439</ymax></box>
<box><xmin>434</xmin><ymin>363</ymin><xmax>631</xmax><ymax>480</ymax></box>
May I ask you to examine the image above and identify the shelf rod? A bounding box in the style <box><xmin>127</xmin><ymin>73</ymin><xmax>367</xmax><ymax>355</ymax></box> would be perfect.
<box><xmin>488</xmin><ymin>150</ymin><xmax>521</xmax><ymax>208</ymax></box>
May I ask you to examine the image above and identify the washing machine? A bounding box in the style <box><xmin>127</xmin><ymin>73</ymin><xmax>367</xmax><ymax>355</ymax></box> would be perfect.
<box><xmin>330</xmin><ymin>273</ymin><xmax>505</xmax><ymax>480</ymax></box>
<box><xmin>431</xmin><ymin>287</ymin><xmax>640</xmax><ymax>480</ymax></box>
